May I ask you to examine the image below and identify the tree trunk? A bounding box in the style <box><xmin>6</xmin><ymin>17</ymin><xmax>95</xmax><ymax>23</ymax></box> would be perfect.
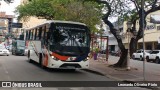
<box><xmin>130</xmin><ymin>38</ymin><xmax>138</xmax><ymax>57</ymax></box>
<box><xmin>102</xmin><ymin>20</ymin><xmax>129</xmax><ymax>68</ymax></box>
<box><xmin>112</xmin><ymin>36</ymin><xmax>128</xmax><ymax>68</ymax></box>
<box><xmin>114</xmin><ymin>49</ymin><xmax>128</xmax><ymax>67</ymax></box>
<box><xmin>97</xmin><ymin>0</ymin><xmax>129</xmax><ymax>68</ymax></box>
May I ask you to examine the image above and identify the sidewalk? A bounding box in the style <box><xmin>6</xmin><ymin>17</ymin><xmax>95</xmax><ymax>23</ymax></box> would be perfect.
<box><xmin>86</xmin><ymin>55</ymin><xmax>160</xmax><ymax>81</ymax></box>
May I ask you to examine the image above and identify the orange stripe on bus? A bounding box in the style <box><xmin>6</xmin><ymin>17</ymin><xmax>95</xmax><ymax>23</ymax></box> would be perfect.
<box><xmin>43</xmin><ymin>54</ymin><xmax>48</xmax><ymax>67</ymax></box>
<box><xmin>52</xmin><ymin>52</ymin><xmax>69</xmax><ymax>61</ymax></box>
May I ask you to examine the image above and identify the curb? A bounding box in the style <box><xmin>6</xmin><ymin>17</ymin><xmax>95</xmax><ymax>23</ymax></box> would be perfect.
<box><xmin>82</xmin><ymin>68</ymin><xmax>124</xmax><ymax>81</ymax></box>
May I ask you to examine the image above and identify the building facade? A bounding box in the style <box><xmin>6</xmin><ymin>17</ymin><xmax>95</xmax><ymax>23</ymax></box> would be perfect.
<box><xmin>122</xmin><ymin>10</ymin><xmax>160</xmax><ymax>50</ymax></box>
<box><xmin>0</xmin><ymin>12</ymin><xmax>14</xmax><ymax>35</ymax></box>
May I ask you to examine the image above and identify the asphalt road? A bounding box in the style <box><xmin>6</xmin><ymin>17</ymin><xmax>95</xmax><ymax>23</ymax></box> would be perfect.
<box><xmin>0</xmin><ymin>55</ymin><xmax>151</xmax><ymax>90</ymax></box>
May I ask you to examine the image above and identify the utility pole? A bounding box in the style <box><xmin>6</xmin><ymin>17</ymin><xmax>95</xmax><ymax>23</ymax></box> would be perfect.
<box><xmin>141</xmin><ymin>0</ymin><xmax>146</xmax><ymax>81</ymax></box>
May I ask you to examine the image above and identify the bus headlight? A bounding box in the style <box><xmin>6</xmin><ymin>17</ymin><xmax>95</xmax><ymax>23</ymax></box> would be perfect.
<box><xmin>51</xmin><ymin>56</ymin><xmax>54</xmax><ymax>59</ymax></box>
<box><xmin>83</xmin><ymin>57</ymin><xmax>89</xmax><ymax>61</ymax></box>
<box><xmin>51</xmin><ymin>56</ymin><xmax>59</xmax><ymax>61</ymax></box>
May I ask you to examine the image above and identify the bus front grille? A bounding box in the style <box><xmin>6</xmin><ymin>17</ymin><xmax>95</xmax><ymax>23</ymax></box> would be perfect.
<box><xmin>60</xmin><ymin>63</ymin><xmax>81</xmax><ymax>68</ymax></box>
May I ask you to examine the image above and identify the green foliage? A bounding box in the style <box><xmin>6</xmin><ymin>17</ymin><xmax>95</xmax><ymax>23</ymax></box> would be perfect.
<box><xmin>15</xmin><ymin>0</ymin><xmax>103</xmax><ymax>33</ymax></box>
<box><xmin>93</xmin><ymin>47</ymin><xmax>99</xmax><ymax>53</ymax></box>
<box><xmin>15</xmin><ymin>0</ymin><xmax>54</xmax><ymax>20</ymax></box>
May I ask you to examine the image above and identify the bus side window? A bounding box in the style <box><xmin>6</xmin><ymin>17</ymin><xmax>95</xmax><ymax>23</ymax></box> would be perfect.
<box><xmin>36</xmin><ymin>28</ymin><xmax>39</xmax><ymax>40</ymax></box>
<box><xmin>32</xmin><ymin>29</ymin><xmax>35</xmax><ymax>40</ymax></box>
<box><xmin>26</xmin><ymin>31</ymin><xmax>28</xmax><ymax>40</ymax></box>
<box><xmin>41</xmin><ymin>27</ymin><xmax>45</xmax><ymax>45</ymax></box>
<box><xmin>38</xmin><ymin>27</ymin><xmax>42</xmax><ymax>40</ymax></box>
<box><xmin>41</xmin><ymin>28</ymin><xmax>44</xmax><ymax>39</ymax></box>
<box><xmin>33</xmin><ymin>29</ymin><xmax>37</xmax><ymax>40</ymax></box>
<box><xmin>30</xmin><ymin>30</ymin><xmax>33</xmax><ymax>40</ymax></box>
<box><xmin>28</xmin><ymin>30</ymin><xmax>31</xmax><ymax>40</ymax></box>
<box><xmin>42</xmin><ymin>26</ymin><xmax>47</xmax><ymax>45</ymax></box>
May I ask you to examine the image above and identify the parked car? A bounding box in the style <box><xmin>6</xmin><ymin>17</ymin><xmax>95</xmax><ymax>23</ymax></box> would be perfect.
<box><xmin>146</xmin><ymin>50</ymin><xmax>160</xmax><ymax>63</ymax></box>
<box><xmin>132</xmin><ymin>50</ymin><xmax>151</xmax><ymax>60</ymax></box>
<box><xmin>12</xmin><ymin>40</ymin><xmax>25</xmax><ymax>55</ymax></box>
<box><xmin>0</xmin><ymin>44</ymin><xmax>10</xmax><ymax>56</ymax></box>
<box><xmin>109</xmin><ymin>50</ymin><xmax>121</xmax><ymax>57</ymax></box>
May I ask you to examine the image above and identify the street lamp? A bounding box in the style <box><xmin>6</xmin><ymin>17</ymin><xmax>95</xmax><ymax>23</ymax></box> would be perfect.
<box><xmin>126</xmin><ymin>21</ymin><xmax>132</xmax><ymax>70</ymax></box>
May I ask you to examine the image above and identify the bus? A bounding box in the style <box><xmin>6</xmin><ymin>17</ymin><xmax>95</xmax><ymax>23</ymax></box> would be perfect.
<box><xmin>12</xmin><ymin>40</ymin><xmax>25</xmax><ymax>55</ymax></box>
<box><xmin>25</xmin><ymin>20</ymin><xmax>90</xmax><ymax>69</ymax></box>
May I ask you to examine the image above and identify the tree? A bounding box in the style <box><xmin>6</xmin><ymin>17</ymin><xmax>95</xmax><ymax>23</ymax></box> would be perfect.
<box><xmin>127</xmin><ymin>0</ymin><xmax>160</xmax><ymax>57</ymax></box>
<box><xmin>16</xmin><ymin>0</ymin><xmax>160</xmax><ymax>68</ymax></box>
<box><xmin>15</xmin><ymin>0</ymin><xmax>103</xmax><ymax>33</ymax></box>
<box><xmin>88</xmin><ymin>0</ymin><xmax>132</xmax><ymax>68</ymax></box>
<box><xmin>16</xmin><ymin>0</ymin><xmax>131</xmax><ymax>67</ymax></box>
<box><xmin>93</xmin><ymin>0</ymin><xmax>160</xmax><ymax>68</ymax></box>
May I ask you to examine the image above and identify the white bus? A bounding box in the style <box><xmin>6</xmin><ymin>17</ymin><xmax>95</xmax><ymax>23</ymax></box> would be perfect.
<box><xmin>25</xmin><ymin>20</ymin><xmax>91</xmax><ymax>70</ymax></box>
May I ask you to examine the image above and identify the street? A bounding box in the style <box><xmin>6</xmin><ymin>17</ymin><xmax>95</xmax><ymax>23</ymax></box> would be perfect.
<box><xmin>0</xmin><ymin>55</ymin><xmax>151</xmax><ymax>90</ymax></box>
<box><xmin>1</xmin><ymin>0</ymin><xmax>160</xmax><ymax>90</ymax></box>
<box><xmin>0</xmin><ymin>55</ymin><xmax>111</xmax><ymax>81</ymax></box>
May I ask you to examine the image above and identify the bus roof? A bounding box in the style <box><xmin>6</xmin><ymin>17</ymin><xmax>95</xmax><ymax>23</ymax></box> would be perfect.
<box><xmin>25</xmin><ymin>20</ymin><xmax>87</xmax><ymax>30</ymax></box>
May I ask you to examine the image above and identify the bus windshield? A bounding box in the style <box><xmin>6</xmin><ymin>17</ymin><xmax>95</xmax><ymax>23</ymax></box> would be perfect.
<box><xmin>54</xmin><ymin>29</ymin><xmax>88</xmax><ymax>47</ymax></box>
<box><xmin>49</xmin><ymin>23</ymin><xmax>90</xmax><ymax>56</ymax></box>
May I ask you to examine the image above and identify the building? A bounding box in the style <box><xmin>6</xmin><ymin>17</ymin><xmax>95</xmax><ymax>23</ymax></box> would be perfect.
<box><xmin>0</xmin><ymin>12</ymin><xmax>14</xmax><ymax>35</ymax></box>
<box><xmin>107</xmin><ymin>10</ymin><xmax>160</xmax><ymax>52</ymax></box>
<box><xmin>122</xmin><ymin>10</ymin><xmax>160</xmax><ymax>50</ymax></box>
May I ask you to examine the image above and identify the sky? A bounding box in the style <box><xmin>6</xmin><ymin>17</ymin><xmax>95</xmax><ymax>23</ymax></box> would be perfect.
<box><xmin>0</xmin><ymin>0</ymin><xmax>21</xmax><ymax>21</ymax></box>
